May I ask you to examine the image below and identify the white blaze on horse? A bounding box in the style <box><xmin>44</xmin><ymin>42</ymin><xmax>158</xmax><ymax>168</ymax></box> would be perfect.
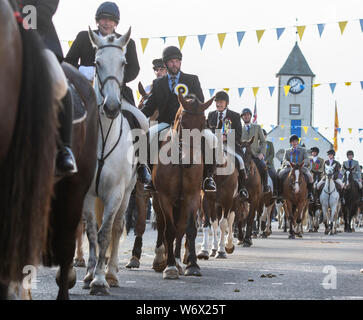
<box><xmin>82</xmin><ymin>27</ymin><xmax>149</xmax><ymax>295</ymax></box>
<box><xmin>320</xmin><ymin>164</ymin><xmax>340</xmax><ymax>235</ymax></box>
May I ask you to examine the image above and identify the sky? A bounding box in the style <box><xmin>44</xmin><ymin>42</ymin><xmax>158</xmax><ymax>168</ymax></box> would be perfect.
<box><xmin>53</xmin><ymin>0</ymin><xmax>363</xmax><ymax>163</ymax></box>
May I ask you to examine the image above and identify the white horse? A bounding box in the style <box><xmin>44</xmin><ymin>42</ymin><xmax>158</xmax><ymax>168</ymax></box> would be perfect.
<box><xmin>82</xmin><ymin>28</ymin><xmax>149</xmax><ymax>295</ymax></box>
<box><xmin>320</xmin><ymin>164</ymin><xmax>340</xmax><ymax>235</ymax></box>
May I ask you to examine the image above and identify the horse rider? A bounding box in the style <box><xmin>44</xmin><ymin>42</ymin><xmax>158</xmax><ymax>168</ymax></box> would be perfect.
<box><xmin>341</xmin><ymin>150</ymin><xmax>363</xmax><ymax>202</ymax></box>
<box><xmin>145</xmin><ymin>59</ymin><xmax>167</xmax><ymax>94</ymax></box>
<box><xmin>64</xmin><ymin>1</ymin><xmax>151</xmax><ymax>184</ymax></box>
<box><xmin>141</xmin><ymin>45</ymin><xmax>217</xmax><ymax>192</ymax></box>
<box><xmin>206</xmin><ymin>91</ymin><xmax>249</xmax><ymax>200</ymax></box>
<box><xmin>17</xmin><ymin>0</ymin><xmax>77</xmax><ymax>176</ymax></box>
<box><xmin>316</xmin><ymin>149</ymin><xmax>345</xmax><ymax>205</ymax></box>
<box><xmin>263</xmin><ymin>129</ymin><xmax>278</xmax><ymax>198</ymax></box>
<box><xmin>240</xmin><ymin>108</ymin><xmax>270</xmax><ymax>194</ymax></box>
<box><xmin>308</xmin><ymin>147</ymin><xmax>325</xmax><ymax>205</ymax></box>
<box><xmin>277</xmin><ymin>134</ymin><xmax>314</xmax><ymax>203</ymax></box>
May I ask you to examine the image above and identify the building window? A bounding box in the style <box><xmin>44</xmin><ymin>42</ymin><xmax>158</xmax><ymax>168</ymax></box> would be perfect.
<box><xmin>290</xmin><ymin>104</ymin><xmax>300</xmax><ymax>115</ymax></box>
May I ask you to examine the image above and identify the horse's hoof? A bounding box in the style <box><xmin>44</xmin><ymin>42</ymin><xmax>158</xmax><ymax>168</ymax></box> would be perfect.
<box><xmin>324</xmin><ymin>230</ymin><xmax>329</xmax><ymax>235</ymax></box>
<box><xmin>106</xmin><ymin>273</ymin><xmax>119</xmax><ymax>287</ymax></box>
<box><xmin>210</xmin><ymin>249</ymin><xmax>217</xmax><ymax>257</ymax></box>
<box><xmin>82</xmin><ymin>280</ymin><xmax>91</xmax><ymax>290</ymax></box>
<box><xmin>56</xmin><ymin>266</ymin><xmax>77</xmax><ymax>289</ymax></box>
<box><xmin>252</xmin><ymin>233</ymin><xmax>258</xmax><ymax>239</ymax></box>
<box><xmin>89</xmin><ymin>284</ymin><xmax>110</xmax><ymax>296</ymax></box>
<box><xmin>152</xmin><ymin>260</ymin><xmax>167</xmax><ymax>273</ymax></box>
<box><xmin>74</xmin><ymin>258</ymin><xmax>86</xmax><ymax>268</ymax></box>
<box><xmin>242</xmin><ymin>240</ymin><xmax>252</xmax><ymax>247</ymax></box>
<box><xmin>176</xmin><ymin>262</ymin><xmax>184</xmax><ymax>276</ymax></box>
<box><xmin>308</xmin><ymin>229</ymin><xmax>313</xmax><ymax>233</ymax></box>
<box><xmin>216</xmin><ymin>251</ymin><xmax>227</xmax><ymax>259</ymax></box>
<box><xmin>163</xmin><ymin>266</ymin><xmax>179</xmax><ymax>280</ymax></box>
<box><xmin>185</xmin><ymin>266</ymin><xmax>202</xmax><ymax>277</ymax></box>
<box><xmin>126</xmin><ymin>256</ymin><xmax>140</xmax><ymax>269</ymax></box>
<box><xmin>288</xmin><ymin>234</ymin><xmax>295</xmax><ymax>239</ymax></box>
<box><xmin>197</xmin><ymin>250</ymin><xmax>209</xmax><ymax>260</ymax></box>
<box><xmin>225</xmin><ymin>245</ymin><xmax>235</xmax><ymax>254</ymax></box>
<box><xmin>261</xmin><ymin>233</ymin><xmax>267</xmax><ymax>239</ymax></box>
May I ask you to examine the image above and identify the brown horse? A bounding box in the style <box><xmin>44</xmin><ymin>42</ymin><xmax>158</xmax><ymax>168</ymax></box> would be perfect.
<box><xmin>239</xmin><ymin>137</ymin><xmax>264</xmax><ymax>247</ymax></box>
<box><xmin>197</xmin><ymin>151</ymin><xmax>239</xmax><ymax>260</ymax></box>
<box><xmin>281</xmin><ymin>162</ymin><xmax>308</xmax><ymax>239</ymax></box>
<box><xmin>0</xmin><ymin>1</ymin><xmax>57</xmax><ymax>298</ymax></box>
<box><xmin>152</xmin><ymin>92</ymin><xmax>214</xmax><ymax>279</ymax></box>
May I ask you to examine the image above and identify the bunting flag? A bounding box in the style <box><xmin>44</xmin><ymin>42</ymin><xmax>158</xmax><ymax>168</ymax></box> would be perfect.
<box><xmin>68</xmin><ymin>41</ymin><xmax>73</xmax><ymax>48</ymax></box>
<box><xmin>160</xmin><ymin>37</ymin><xmax>167</xmax><ymax>43</ymax></box>
<box><xmin>361</xmin><ymin>81</ymin><xmax>363</xmax><ymax>90</ymax></box>
<box><xmin>345</xmin><ymin>82</ymin><xmax>352</xmax><ymax>86</ymax></box>
<box><xmin>297</xmin><ymin>26</ymin><xmax>306</xmax><ymax>40</ymax></box>
<box><xmin>209</xmin><ymin>89</ymin><xmax>215</xmax><ymax>97</ymax></box>
<box><xmin>223</xmin><ymin>88</ymin><xmax>230</xmax><ymax>93</ymax></box>
<box><xmin>279</xmin><ymin>137</ymin><xmax>285</xmax><ymax>141</ymax></box>
<box><xmin>178</xmin><ymin>36</ymin><xmax>187</xmax><ymax>50</ymax></box>
<box><xmin>338</xmin><ymin>21</ymin><xmax>348</xmax><ymax>35</ymax></box>
<box><xmin>236</xmin><ymin>31</ymin><xmax>245</xmax><ymax>46</ymax></box>
<box><xmin>256</xmin><ymin>30</ymin><xmax>265</xmax><ymax>43</ymax></box>
<box><xmin>317</xmin><ymin>24</ymin><xmax>325</xmax><ymax>37</ymax></box>
<box><xmin>238</xmin><ymin>87</ymin><xmax>245</xmax><ymax>98</ymax></box>
<box><xmin>360</xmin><ymin>138</ymin><xmax>363</xmax><ymax>143</ymax></box>
<box><xmin>313</xmin><ymin>83</ymin><xmax>321</xmax><ymax>88</ymax></box>
<box><xmin>314</xmin><ymin>138</ymin><xmax>319</xmax><ymax>141</ymax></box>
<box><xmin>303</xmin><ymin>126</ymin><xmax>308</xmax><ymax>134</ymax></box>
<box><xmin>341</xmin><ymin>138</ymin><xmax>345</xmax><ymax>143</ymax></box>
<box><xmin>360</xmin><ymin>19</ymin><xmax>363</xmax><ymax>32</ymax></box>
<box><xmin>329</xmin><ymin>83</ymin><xmax>336</xmax><ymax>94</ymax></box>
<box><xmin>283</xmin><ymin>85</ymin><xmax>290</xmax><ymax>96</ymax></box>
<box><xmin>252</xmin><ymin>87</ymin><xmax>259</xmax><ymax>97</ymax></box>
<box><xmin>334</xmin><ymin>101</ymin><xmax>339</xmax><ymax>152</ymax></box>
<box><xmin>268</xmin><ymin>86</ymin><xmax>275</xmax><ymax>96</ymax></box>
<box><xmin>276</xmin><ymin>28</ymin><xmax>285</xmax><ymax>40</ymax></box>
<box><xmin>198</xmin><ymin>34</ymin><xmax>207</xmax><ymax>50</ymax></box>
<box><xmin>218</xmin><ymin>33</ymin><xmax>227</xmax><ymax>48</ymax></box>
<box><xmin>140</xmin><ymin>38</ymin><xmax>149</xmax><ymax>53</ymax></box>
<box><xmin>348</xmin><ymin>128</ymin><xmax>353</xmax><ymax>134</ymax></box>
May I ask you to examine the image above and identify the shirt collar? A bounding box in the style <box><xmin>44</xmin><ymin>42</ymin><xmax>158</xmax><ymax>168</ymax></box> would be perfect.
<box><xmin>219</xmin><ymin>109</ymin><xmax>227</xmax><ymax>118</ymax></box>
<box><xmin>168</xmin><ymin>72</ymin><xmax>181</xmax><ymax>81</ymax></box>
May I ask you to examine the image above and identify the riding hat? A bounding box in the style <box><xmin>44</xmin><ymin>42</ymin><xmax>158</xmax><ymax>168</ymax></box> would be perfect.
<box><xmin>215</xmin><ymin>91</ymin><xmax>229</xmax><ymax>104</ymax></box>
<box><xmin>95</xmin><ymin>2</ymin><xmax>120</xmax><ymax>23</ymax></box>
<box><xmin>310</xmin><ymin>147</ymin><xmax>319</xmax><ymax>154</ymax></box>
<box><xmin>152</xmin><ymin>59</ymin><xmax>165</xmax><ymax>70</ymax></box>
<box><xmin>289</xmin><ymin>134</ymin><xmax>299</xmax><ymax>143</ymax></box>
<box><xmin>347</xmin><ymin>150</ymin><xmax>354</xmax><ymax>156</ymax></box>
<box><xmin>162</xmin><ymin>46</ymin><xmax>182</xmax><ymax>63</ymax></box>
<box><xmin>327</xmin><ymin>149</ymin><xmax>335</xmax><ymax>156</ymax></box>
<box><xmin>241</xmin><ymin>108</ymin><xmax>252</xmax><ymax>117</ymax></box>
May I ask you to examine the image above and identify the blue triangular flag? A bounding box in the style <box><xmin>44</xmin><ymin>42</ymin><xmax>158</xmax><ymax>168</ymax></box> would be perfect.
<box><xmin>236</xmin><ymin>31</ymin><xmax>245</xmax><ymax>46</ymax></box>
<box><xmin>160</xmin><ymin>37</ymin><xmax>167</xmax><ymax>43</ymax></box>
<box><xmin>359</xmin><ymin>138</ymin><xmax>363</xmax><ymax>143</ymax></box>
<box><xmin>337</xmin><ymin>128</ymin><xmax>341</xmax><ymax>134</ymax></box>
<box><xmin>238</xmin><ymin>87</ymin><xmax>244</xmax><ymax>97</ymax></box>
<box><xmin>359</xmin><ymin>128</ymin><xmax>363</xmax><ymax>133</ymax></box>
<box><xmin>198</xmin><ymin>34</ymin><xmax>207</xmax><ymax>50</ymax></box>
<box><xmin>268</xmin><ymin>86</ymin><xmax>275</xmax><ymax>96</ymax></box>
<box><xmin>329</xmin><ymin>83</ymin><xmax>336</xmax><ymax>94</ymax></box>
<box><xmin>341</xmin><ymin>138</ymin><xmax>345</xmax><ymax>143</ymax></box>
<box><xmin>317</xmin><ymin>24</ymin><xmax>325</xmax><ymax>37</ymax></box>
<box><xmin>270</xmin><ymin>124</ymin><xmax>275</xmax><ymax>130</ymax></box>
<box><xmin>360</xmin><ymin>19</ymin><xmax>363</xmax><ymax>32</ymax></box>
<box><xmin>360</xmin><ymin>81</ymin><xmax>363</xmax><ymax>90</ymax></box>
<box><xmin>276</xmin><ymin>28</ymin><xmax>285</xmax><ymax>40</ymax></box>
<box><xmin>209</xmin><ymin>89</ymin><xmax>215</xmax><ymax>97</ymax></box>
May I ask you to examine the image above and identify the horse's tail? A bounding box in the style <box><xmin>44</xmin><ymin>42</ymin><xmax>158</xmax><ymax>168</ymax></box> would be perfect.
<box><xmin>0</xmin><ymin>27</ymin><xmax>57</xmax><ymax>282</ymax></box>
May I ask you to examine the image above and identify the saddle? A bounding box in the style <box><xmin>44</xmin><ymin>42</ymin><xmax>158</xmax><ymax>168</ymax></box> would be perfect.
<box><xmin>68</xmin><ymin>82</ymin><xmax>87</xmax><ymax>124</ymax></box>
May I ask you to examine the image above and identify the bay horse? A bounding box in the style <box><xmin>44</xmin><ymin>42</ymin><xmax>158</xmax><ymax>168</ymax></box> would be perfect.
<box><xmin>341</xmin><ymin>166</ymin><xmax>360</xmax><ymax>233</ymax></box>
<box><xmin>307</xmin><ymin>171</ymin><xmax>322</xmax><ymax>233</ymax></box>
<box><xmin>0</xmin><ymin>0</ymin><xmax>57</xmax><ymax>298</ymax></box>
<box><xmin>281</xmin><ymin>162</ymin><xmax>309</xmax><ymax>239</ymax></box>
<box><xmin>82</xmin><ymin>28</ymin><xmax>149</xmax><ymax>295</ymax></box>
<box><xmin>152</xmin><ymin>92</ymin><xmax>214</xmax><ymax>279</ymax></box>
<box><xmin>239</xmin><ymin>137</ymin><xmax>264</xmax><ymax>247</ymax></box>
<box><xmin>197</xmin><ymin>151</ymin><xmax>239</xmax><ymax>260</ymax></box>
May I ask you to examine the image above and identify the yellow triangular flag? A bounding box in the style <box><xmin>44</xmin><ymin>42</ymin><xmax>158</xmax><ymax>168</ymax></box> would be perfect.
<box><xmin>338</xmin><ymin>21</ymin><xmax>348</xmax><ymax>35</ymax></box>
<box><xmin>223</xmin><ymin>88</ymin><xmax>230</xmax><ymax>93</ymax></box>
<box><xmin>252</xmin><ymin>87</ymin><xmax>259</xmax><ymax>97</ymax></box>
<box><xmin>303</xmin><ymin>126</ymin><xmax>308</xmax><ymax>134</ymax></box>
<box><xmin>279</xmin><ymin>137</ymin><xmax>285</xmax><ymax>141</ymax></box>
<box><xmin>140</xmin><ymin>38</ymin><xmax>149</xmax><ymax>53</ymax></box>
<box><xmin>256</xmin><ymin>30</ymin><xmax>265</xmax><ymax>43</ymax></box>
<box><xmin>313</xmin><ymin>83</ymin><xmax>321</xmax><ymax>88</ymax></box>
<box><xmin>314</xmin><ymin>137</ymin><xmax>319</xmax><ymax>141</ymax></box>
<box><xmin>281</xmin><ymin>125</ymin><xmax>285</xmax><ymax>129</ymax></box>
<box><xmin>260</xmin><ymin>124</ymin><xmax>264</xmax><ymax>129</ymax></box>
<box><xmin>136</xmin><ymin>90</ymin><xmax>141</xmax><ymax>101</ymax></box>
<box><xmin>178</xmin><ymin>36</ymin><xmax>187</xmax><ymax>50</ymax></box>
<box><xmin>345</xmin><ymin>82</ymin><xmax>352</xmax><ymax>86</ymax></box>
<box><xmin>217</xmin><ymin>33</ymin><xmax>226</xmax><ymax>48</ymax></box>
<box><xmin>348</xmin><ymin>128</ymin><xmax>352</xmax><ymax>134</ymax></box>
<box><xmin>297</xmin><ymin>26</ymin><xmax>306</xmax><ymax>41</ymax></box>
<box><xmin>283</xmin><ymin>85</ymin><xmax>291</xmax><ymax>96</ymax></box>
<box><xmin>68</xmin><ymin>41</ymin><xmax>74</xmax><ymax>48</ymax></box>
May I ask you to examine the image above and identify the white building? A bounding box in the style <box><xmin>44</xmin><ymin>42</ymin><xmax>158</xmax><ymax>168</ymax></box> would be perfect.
<box><xmin>267</xmin><ymin>42</ymin><xmax>333</xmax><ymax>169</ymax></box>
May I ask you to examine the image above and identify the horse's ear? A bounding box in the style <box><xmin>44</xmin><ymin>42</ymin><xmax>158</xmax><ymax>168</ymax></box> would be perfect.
<box><xmin>88</xmin><ymin>26</ymin><xmax>102</xmax><ymax>49</ymax></box>
<box><xmin>117</xmin><ymin>27</ymin><xmax>132</xmax><ymax>49</ymax></box>
<box><xmin>201</xmin><ymin>96</ymin><xmax>215</xmax><ymax>111</ymax></box>
<box><xmin>138</xmin><ymin>82</ymin><xmax>147</xmax><ymax>98</ymax></box>
<box><xmin>178</xmin><ymin>90</ymin><xmax>188</xmax><ymax>107</ymax></box>
<box><xmin>248</xmin><ymin>136</ymin><xmax>255</xmax><ymax>145</ymax></box>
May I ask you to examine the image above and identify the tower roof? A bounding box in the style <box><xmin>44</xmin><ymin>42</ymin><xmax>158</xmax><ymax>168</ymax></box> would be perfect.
<box><xmin>277</xmin><ymin>42</ymin><xmax>315</xmax><ymax>77</ymax></box>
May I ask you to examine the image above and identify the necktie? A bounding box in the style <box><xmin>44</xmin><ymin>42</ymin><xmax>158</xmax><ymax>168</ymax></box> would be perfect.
<box><xmin>217</xmin><ymin>112</ymin><xmax>223</xmax><ymax>129</ymax></box>
<box><xmin>349</xmin><ymin>160</ymin><xmax>352</xmax><ymax>168</ymax></box>
<box><xmin>247</xmin><ymin>125</ymin><xmax>250</xmax><ymax>134</ymax></box>
<box><xmin>170</xmin><ymin>76</ymin><xmax>177</xmax><ymax>92</ymax></box>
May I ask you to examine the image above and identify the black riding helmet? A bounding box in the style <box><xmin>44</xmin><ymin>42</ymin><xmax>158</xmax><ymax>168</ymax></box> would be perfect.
<box><xmin>215</xmin><ymin>91</ymin><xmax>229</xmax><ymax>104</ymax></box>
<box><xmin>152</xmin><ymin>58</ymin><xmax>165</xmax><ymax>70</ymax></box>
<box><xmin>95</xmin><ymin>2</ymin><xmax>120</xmax><ymax>23</ymax></box>
<box><xmin>310</xmin><ymin>147</ymin><xmax>319</xmax><ymax>154</ymax></box>
<box><xmin>241</xmin><ymin>108</ymin><xmax>252</xmax><ymax>117</ymax></box>
<box><xmin>327</xmin><ymin>149</ymin><xmax>335</xmax><ymax>156</ymax></box>
<box><xmin>162</xmin><ymin>46</ymin><xmax>182</xmax><ymax>63</ymax></box>
<box><xmin>289</xmin><ymin>134</ymin><xmax>299</xmax><ymax>143</ymax></box>
<box><xmin>347</xmin><ymin>150</ymin><xmax>354</xmax><ymax>157</ymax></box>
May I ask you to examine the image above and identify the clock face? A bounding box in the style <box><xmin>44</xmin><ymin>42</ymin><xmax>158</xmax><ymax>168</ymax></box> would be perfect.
<box><xmin>287</xmin><ymin>77</ymin><xmax>305</xmax><ymax>94</ymax></box>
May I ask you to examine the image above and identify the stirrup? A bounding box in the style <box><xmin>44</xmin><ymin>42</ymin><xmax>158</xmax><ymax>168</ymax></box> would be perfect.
<box><xmin>56</xmin><ymin>146</ymin><xmax>78</xmax><ymax>177</ymax></box>
<box><xmin>203</xmin><ymin>178</ymin><xmax>216</xmax><ymax>192</ymax></box>
<box><xmin>238</xmin><ymin>188</ymin><xmax>249</xmax><ymax>200</ymax></box>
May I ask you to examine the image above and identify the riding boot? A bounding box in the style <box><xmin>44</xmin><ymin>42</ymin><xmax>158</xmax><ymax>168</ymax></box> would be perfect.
<box><xmin>203</xmin><ymin>164</ymin><xmax>216</xmax><ymax>192</ymax></box>
<box><xmin>276</xmin><ymin>177</ymin><xmax>283</xmax><ymax>203</ymax></box>
<box><xmin>262</xmin><ymin>167</ymin><xmax>271</xmax><ymax>193</ymax></box>
<box><xmin>316</xmin><ymin>185</ymin><xmax>322</xmax><ymax>207</ymax></box>
<box><xmin>272</xmin><ymin>175</ymin><xmax>278</xmax><ymax>198</ymax></box>
<box><xmin>238</xmin><ymin>169</ymin><xmax>249</xmax><ymax>200</ymax></box>
<box><xmin>56</xmin><ymin>87</ymin><xmax>77</xmax><ymax>176</ymax></box>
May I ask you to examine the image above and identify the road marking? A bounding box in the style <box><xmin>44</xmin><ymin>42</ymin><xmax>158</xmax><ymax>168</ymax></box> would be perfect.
<box><xmin>272</xmin><ymin>283</ymin><xmax>283</xmax><ymax>285</ymax></box>
<box><xmin>224</xmin><ymin>282</ymin><xmax>236</xmax><ymax>285</ymax></box>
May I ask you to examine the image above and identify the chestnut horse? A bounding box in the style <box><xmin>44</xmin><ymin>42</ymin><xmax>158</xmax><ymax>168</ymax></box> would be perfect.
<box><xmin>0</xmin><ymin>1</ymin><xmax>57</xmax><ymax>298</ymax></box>
<box><xmin>281</xmin><ymin>162</ymin><xmax>308</xmax><ymax>239</ymax></box>
<box><xmin>152</xmin><ymin>92</ymin><xmax>214</xmax><ymax>279</ymax></box>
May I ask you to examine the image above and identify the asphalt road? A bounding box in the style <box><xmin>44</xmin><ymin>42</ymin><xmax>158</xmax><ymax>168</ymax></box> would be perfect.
<box><xmin>31</xmin><ymin>221</ymin><xmax>363</xmax><ymax>301</ymax></box>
